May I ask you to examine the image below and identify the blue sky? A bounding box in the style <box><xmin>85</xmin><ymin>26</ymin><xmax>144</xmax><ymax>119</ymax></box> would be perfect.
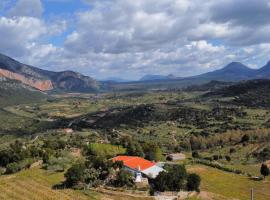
<box><xmin>1</xmin><ymin>0</ymin><xmax>270</xmax><ymax>80</ymax></box>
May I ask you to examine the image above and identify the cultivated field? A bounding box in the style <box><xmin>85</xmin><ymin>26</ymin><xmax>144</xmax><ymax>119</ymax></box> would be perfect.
<box><xmin>188</xmin><ymin>165</ymin><xmax>270</xmax><ymax>200</ymax></box>
<box><xmin>0</xmin><ymin>168</ymin><xmax>153</xmax><ymax>200</ymax></box>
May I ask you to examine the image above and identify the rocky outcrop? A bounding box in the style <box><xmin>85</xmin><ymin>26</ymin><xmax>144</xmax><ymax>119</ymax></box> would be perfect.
<box><xmin>0</xmin><ymin>68</ymin><xmax>53</xmax><ymax>91</ymax></box>
<box><xmin>0</xmin><ymin>53</ymin><xmax>100</xmax><ymax>92</ymax></box>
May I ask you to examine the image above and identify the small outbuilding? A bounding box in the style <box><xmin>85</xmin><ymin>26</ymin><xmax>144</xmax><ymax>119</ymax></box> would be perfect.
<box><xmin>166</xmin><ymin>153</ymin><xmax>186</xmax><ymax>161</ymax></box>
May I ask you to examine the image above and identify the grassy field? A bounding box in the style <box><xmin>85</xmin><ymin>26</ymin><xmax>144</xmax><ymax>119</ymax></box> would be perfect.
<box><xmin>0</xmin><ymin>168</ymin><xmax>154</xmax><ymax>200</ymax></box>
<box><xmin>188</xmin><ymin>164</ymin><xmax>270</xmax><ymax>200</ymax></box>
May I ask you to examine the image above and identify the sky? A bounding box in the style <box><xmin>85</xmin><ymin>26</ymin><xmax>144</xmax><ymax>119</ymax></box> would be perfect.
<box><xmin>1</xmin><ymin>0</ymin><xmax>270</xmax><ymax>80</ymax></box>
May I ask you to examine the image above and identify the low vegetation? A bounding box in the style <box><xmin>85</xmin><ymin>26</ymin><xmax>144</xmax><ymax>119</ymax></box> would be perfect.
<box><xmin>0</xmin><ymin>79</ymin><xmax>270</xmax><ymax>199</ymax></box>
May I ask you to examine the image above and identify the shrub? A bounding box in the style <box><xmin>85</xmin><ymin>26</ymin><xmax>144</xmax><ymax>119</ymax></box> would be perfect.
<box><xmin>213</xmin><ymin>155</ymin><xmax>219</xmax><ymax>160</ymax></box>
<box><xmin>187</xmin><ymin>173</ymin><xmax>201</xmax><ymax>192</ymax></box>
<box><xmin>153</xmin><ymin>164</ymin><xmax>188</xmax><ymax>192</ymax></box>
<box><xmin>6</xmin><ymin>162</ymin><xmax>21</xmax><ymax>174</ymax></box>
<box><xmin>229</xmin><ymin>148</ymin><xmax>236</xmax><ymax>154</ymax></box>
<box><xmin>65</xmin><ymin>163</ymin><xmax>87</xmax><ymax>187</ymax></box>
<box><xmin>45</xmin><ymin>154</ymin><xmax>72</xmax><ymax>172</ymax></box>
<box><xmin>166</xmin><ymin>155</ymin><xmax>173</xmax><ymax>161</ymax></box>
<box><xmin>192</xmin><ymin>151</ymin><xmax>200</xmax><ymax>158</ymax></box>
<box><xmin>113</xmin><ymin>169</ymin><xmax>134</xmax><ymax>187</ymax></box>
<box><xmin>260</xmin><ymin>164</ymin><xmax>270</xmax><ymax>179</ymax></box>
<box><xmin>241</xmin><ymin>134</ymin><xmax>250</xmax><ymax>143</ymax></box>
<box><xmin>143</xmin><ymin>143</ymin><xmax>164</xmax><ymax>161</ymax></box>
<box><xmin>225</xmin><ymin>155</ymin><xmax>231</xmax><ymax>162</ymax></box>
<box><xmin>257</xmin><ymin>148</ymin><xmax>270</xmax><ymax>162</ymax></box>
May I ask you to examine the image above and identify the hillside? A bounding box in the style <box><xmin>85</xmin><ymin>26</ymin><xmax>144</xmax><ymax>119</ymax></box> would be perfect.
<box><xmin>205</xmin><ymin>79</ymin><xmax>270</xmax><ymax>108</ymax></box>
<box><xmin>0</xmin><ymin>78</ymin><xmax>46</xmax><ymax>107</ymax></box>
<box><xmin>0</xmin><ymin>53</ymin><xmax>99</xmax><ymax>92</ymax></box>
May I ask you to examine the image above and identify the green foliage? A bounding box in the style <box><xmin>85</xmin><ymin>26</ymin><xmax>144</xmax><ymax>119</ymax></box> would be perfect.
<box><xmin>87</xmin><ymin>143</ymin><xmax>126</xmax><ymax>158</ymax></box>
<box><xmin>143</xmin><ymin>143</ymin><xmax>163</xmax><ymax>161</ymax></box>
<box><xmin>126</xmin><ymin>140</ymin><xmax>145</xmax><ymax>157</ymax></box>
<box><xmin>0</xmin><ymin>141</ymin><xmax>31</xmax><ymax>168</ymax></box>
<box><xmin>65</xmin><ymin>152</ymin><xmax>118</xmax><ymax>187</ymax></box>
<box><xmin>153</xmin><ymin>164</ymin><xmax>188</xmax><ymax>192</ymax></box>
<box><xmin>256</xmin><ymin>148</ymin><xmax>270</xmax><ymax>162</ymax></box>
<box><xmin>5</xmin><ymin>158</ymin><xmax>35</xmax><ymax>174</ymax></box>
<box><xmin>260</xmin><ymin>164</ymin><xmax>269</xmax><ymax>178</ymax></box>
<box><xmin>6</xmin><ymin>162</ymin><xmax>21</xmax><ymax>174</ymax></box>
<box><xmin>65</xmin><ymin>163</ymin><xmax>87</xmax><ymax>187</ymax></box>
<box><xmin>44</xmin><ymin>155</ymin><xmax>72</xmax><ymax>172</ymax></box>
<box><xmin>194</xmin><ymin>159</ymin><xmax>245</xmax><ymax>176</ymax></box>
<box><xmin>113</xmin><ymin>169</ymin><xmax>134</xmax><ymax>187</ymax></box>
<box><xmin>0</xmin><ymin>79</ymin><xmax>45</xmax><ymax>107</ymax></box>
<box><xmin>43</xmin><ymin>139</ymin><xmax>67</xmax><ymax>150</ymax></box>
<box><xmin>187</xmin><ymin>173</ymin><xmax>201</xmax><ymax>192</ymax></box>
<box><xmin>192</xmin><ymin>151</ymin><xmax>200</xmax><ymax>158</ymax></box>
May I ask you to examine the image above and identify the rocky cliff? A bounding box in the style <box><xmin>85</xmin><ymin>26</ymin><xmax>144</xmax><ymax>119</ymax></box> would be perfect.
<box><xmin>0</xmin><ymin>53</ymin><xmax>99</xmax><ymax>92</ymax></box>
<box><xmin>0</xmin><ymin>69</ymin><xmax>53</xmax><ymax>91</ymax></box>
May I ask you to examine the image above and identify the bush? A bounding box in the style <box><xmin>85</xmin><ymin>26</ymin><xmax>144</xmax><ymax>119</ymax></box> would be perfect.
<box><xmin>113</xmin><ymin>169</ymin><xmax>134</xmax><ymax>187</ymax></box>
<box><xmin>192</xmin><ymin>151</ymin><xmax>200</xmax><ymax>158</ymax></box>
<box><xmin>194</xmin><ymin>159</ymin><xmax>246</xmax><ymax>176</ymax></box>
<box><xmin>65</xmin><ymin>163</ymin><xmax>86</xmax><ymax>187</ymax></box>
<box><xmin>45</xmin><ymin>154</ymin><xmax>72</xmax><ymax>172</ymax></box>
<box><xmin>153</xmin><ymin>164</ymin><xmax>188</xmax><ymax>192</ymax></box>
<box><xmin>143</xmin><ymin>143</ymin><xmax>164</xmax><ymax>161</ymax></box>
<box><xmin>241</xmin><ymin>134</ymin><xmax>250</xmax><ymax>143</ymax></box>
<box><xmin>187</xmin><ymin>173</ymin><xmax>201</xmax><ymax>192</ymax></box>
<box><xmin>213</xmin><ymin>155</ymin><xmax>219</xmax><ymax>160</ymax></box>
<box><xmin>6</xmin><ymin>162</ymin><xmax>21</xmax><ymax>174</ymax></box>
<box><xmin>225</xmin><ymin>155</ymin><xmax>231</xmax><ymax>162</ymax></box>
<box><xmin>166</xmin><ymin>155</ymin><xmax>173</xmax><ymax>161</ymax></box>
<box><xmin>257</xmin><ymin>148</ymin><xmax>270</xmax><ymax>162</ymax></box>
<box><xmin>260</xmin><ymin>164</ymin><xmax>269</xmax><ymax>179</ymax></box>
<box><xmin>229</xmin><ymin>148</ymin><xmax>236</xmax><ymax>154</ymax></box>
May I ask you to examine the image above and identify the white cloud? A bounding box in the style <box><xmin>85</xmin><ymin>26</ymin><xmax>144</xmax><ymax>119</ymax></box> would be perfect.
<box><xmin>1</xmin><ymin>0</ymin><xmax>270</xmax><ymax>79</ymax></box>
<box><xmin>0</xmin><ymin>16</ymin><xmax>46</xmax><ymax>56</ymax></box>
<box><xmin>9</xmin><ymin>0</ymin><xmax>44</xmax><ymax>18</ymax></box>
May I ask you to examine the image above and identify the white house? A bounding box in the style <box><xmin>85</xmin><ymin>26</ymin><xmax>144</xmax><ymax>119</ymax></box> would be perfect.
<box><xmin>112</xmin><ymin>156</ymin><xmax>164</xmax><ymax>182</ymax></box>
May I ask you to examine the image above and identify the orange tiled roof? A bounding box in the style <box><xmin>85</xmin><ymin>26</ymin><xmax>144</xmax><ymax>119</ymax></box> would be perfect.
<box><xmin>112</xmin><ymin>156</ymin><xmax>155</xmax><ymax>171</ymax></box>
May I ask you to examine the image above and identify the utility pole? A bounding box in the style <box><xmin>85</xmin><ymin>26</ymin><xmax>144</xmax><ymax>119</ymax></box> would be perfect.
<box><xmin>251</xmin><ymin>188</ymin><xmax>254</xmax><ymax>200</ymax></box>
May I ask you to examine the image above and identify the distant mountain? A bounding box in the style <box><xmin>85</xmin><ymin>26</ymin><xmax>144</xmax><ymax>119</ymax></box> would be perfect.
<box><xmin>102</xmin><ymin>77</ymin><xmax>133</xmax><ymax>83</ymax></box>
<box><xmin>0</xmin><ymin>53</ymin><xmax>99</xmax><ymax>92</ymax></box>
<box><xmin>107</xmin><ymin>61</ymin><xmax>270</xmax><ymax>91</ymax></box>
<box><xmin>2</xmin><ymin>52</ymin><xmax>270</xmax><ymax>93</ymax></box>
<box><xmin>140</xmin><ymin>74</ymin><xmax>176</xmax><ymax>81</ymax></box>
<box><xmin>0</xmin><ymin>77</ymin><xmax>46</xmax><ymax>107</ymax></box>
<box><xmin>256</xmin><ymin>61</ymin><xmax>270</xmax><ymax>77</ymax></box>
<box><xmin>193</xmin><ymin>62</ymin><xmax>256</xmax><ymax>82</ymax></box>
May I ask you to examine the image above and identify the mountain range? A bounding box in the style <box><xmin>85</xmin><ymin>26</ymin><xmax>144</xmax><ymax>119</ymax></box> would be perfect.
<box><xmin>1</xmin><ymin>52</ymin><xmax>270</xmax><ymax>92</ymax></box>
<box><xmin>0</xmin><ymin>53</ymin><xmax>99</xmax><ymax>92</ymax></box>
<box><xmin>140</xmin><ymin>74</ymin><xmax>176</xmax><ymax>81</ymax></box>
